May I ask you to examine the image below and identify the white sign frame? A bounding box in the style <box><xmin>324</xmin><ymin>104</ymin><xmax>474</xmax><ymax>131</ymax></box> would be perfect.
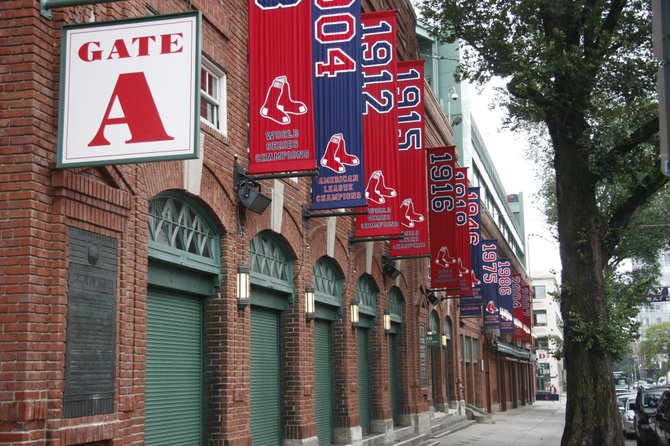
<box><xmin>57</xmin><ymin>12</ymin><xmax>201</xmax><ymax>167</ymax></box>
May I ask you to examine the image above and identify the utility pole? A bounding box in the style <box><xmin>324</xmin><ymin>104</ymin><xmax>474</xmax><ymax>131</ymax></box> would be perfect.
<box><xmin>653</xmin><ymin>0</ymin><xmax>670</xmax><ymax>176</ymax></box>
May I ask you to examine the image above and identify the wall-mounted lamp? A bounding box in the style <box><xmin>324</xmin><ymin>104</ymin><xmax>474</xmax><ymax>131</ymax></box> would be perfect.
<box><xmin>447</xmin><ymin>86</ymin><xmax>458</xmax><ymax>122</ymax></box>
<box><xmin>384</xmin><ymin>310</ymin><xmax>391</xmax><ymax>333</ymax></box>
<box><xmin>305</xmin><ymin>285</ymin><xmax>315</xmax><ymax>320</ymax></box>
<box><xmin>351</xmin><ymin>299</ymin><xmax>360</xmax><ymax>328</ymax></box>
<box><xmin>237</xmin><ymin>264</ymin><xmax>251</xmax><ymax>307</ymax></box>
<box><xmin>451</xmin><ymin>116</ymin><xmax>463</xmax><ymax>127</ymax></box>
<box><xmin>441</xmin><ymin>334</ymin><xmax>447</xmax><ymax>348</ymax></box>
<box><xmin>234</xmin><ymin>163</ymin><xmax>271</xmax><ymax>215</ymax></box>
<box><xmin>382</xmin><ymin>256</ymin><xmax>401</xmax><ymax>279</ymax></box>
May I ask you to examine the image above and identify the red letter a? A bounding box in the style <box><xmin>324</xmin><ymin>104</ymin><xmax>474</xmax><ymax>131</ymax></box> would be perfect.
<box><xmin>89</xmin><ymin>72</ymin><xmax>174</xmax><ymax>147</ymax></box>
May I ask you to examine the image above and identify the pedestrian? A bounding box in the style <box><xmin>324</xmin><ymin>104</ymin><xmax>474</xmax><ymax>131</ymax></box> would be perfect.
<box><xmin>551</xmin><ymin>384</ymin><xmax>557</xmax><ymax>394</ymax></box>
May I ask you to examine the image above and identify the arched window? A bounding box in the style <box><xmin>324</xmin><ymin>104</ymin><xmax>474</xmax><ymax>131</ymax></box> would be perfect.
<box><xmin>357</xmin><ymin>274</ymin><xmax>379</xmax><ymax>318</ymax></box>
<box><xmin>250</xmin><ymin>231</ymin><xmax>293</xmax><ymax>293</ymax></box>
<box><xmin>148</xmin><ymin>193</ymin><xmax>220</xmax><ymax>275</ymax></box>
<box><xmin>314</xmin><ymin>257</ymin><xmax>344</xmax><ymax>308</ymax></box>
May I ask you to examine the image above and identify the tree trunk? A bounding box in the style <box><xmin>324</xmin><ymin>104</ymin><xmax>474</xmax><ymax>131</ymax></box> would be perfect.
<box><xmin>551</xmin><ymin>116</ymin><xmax>625</xmax><ymax>446</ymax></box>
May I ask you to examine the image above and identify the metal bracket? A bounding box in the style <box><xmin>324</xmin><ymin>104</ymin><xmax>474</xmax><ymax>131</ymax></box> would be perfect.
<box><xmin>302</xmin><ymin>205</ymin><xmax>368</xmax><ymax>228</ymax></box>
<box><xmin>348</xmin><ymin>233</ymin><xmax>403</xmax><ymax>250</ymax></box>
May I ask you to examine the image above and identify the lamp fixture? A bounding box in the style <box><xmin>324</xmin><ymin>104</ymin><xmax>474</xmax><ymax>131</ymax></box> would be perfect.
<box><xmin>384</xmin><ymin>310</ymin><xmax>391</xmax><ymax>333</ymax></box>
<box><xmin>237</xmin><ymin>264</ymin><xmax>251</xmax><ymax>307</ymax></box>
<box><xmin>451</xmin><ymin>116</ymin><xmax>463</xmax><ymax>126</ymax></box>
<box><xmin>305</xmin><ymin>285</ymin><xmax>315</xmax><ymax>320</ymax></box>
<box><xmin>382</xmin><ymin>256</ymin><xmax>401</xmax><ymax>279</ymax></box>
<box><xmin>234</xmin><ymin>163</ymin><xmax>272</xmax><ymax>215</ymax></box>
<box><xmin>447</xmin><ymin>86</ymin><xmax>458</xmax><ymax>122</ymax></box>
<box><xmin>441</xmin><ymin>334</ymin><xmax>447</xmax><ymax>348</ymax></box>
<box><xmin>351</xmin><ymin>299</ymin><xmax>360</xmax><ymax>328</ymax></box>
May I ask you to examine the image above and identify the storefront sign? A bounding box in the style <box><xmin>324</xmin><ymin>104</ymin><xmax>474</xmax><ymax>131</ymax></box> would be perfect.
<box><xmin>57</xmin><ymin>12</ymin><xmax>201</xmax><ymax>167</ymax></box>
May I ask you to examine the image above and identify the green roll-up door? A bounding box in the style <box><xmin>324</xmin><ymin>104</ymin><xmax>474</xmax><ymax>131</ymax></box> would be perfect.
<box><xmin>357</xmin><ymin>328</ymin><xmax>370</xmax><ymax>434</ymax></box>
<box><xmin>251</xmin><ymin>306</ymin><xmax>282</xmax><ymax>446</ymax></box>
<box><xmin>314</xmin><ymin>320</ymin><xmax>333</xmax><ymax>445</ymax></box>
<box><xmin>146</xmin><ymin>288</ymin><xmax>203</xmax><ymax>446</ymax></box>
<box><xmin>431</xmin><ymin>348</ymin><xmax>439</xmax><ymax>411</ymax></box>
<box><xmin>388</xmin><ymin>334</ymin><xmax>399</xmax><ymax>424</ymax></box>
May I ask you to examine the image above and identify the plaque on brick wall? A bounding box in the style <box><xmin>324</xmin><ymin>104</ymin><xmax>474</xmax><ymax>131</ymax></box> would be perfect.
<box><xmin>64</xmin><ymin>228</ymin><xmax>117</xmax><ymax>418</ymax></box>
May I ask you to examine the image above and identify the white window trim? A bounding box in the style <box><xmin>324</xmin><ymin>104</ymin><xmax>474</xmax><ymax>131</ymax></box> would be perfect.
<box><xmin>201</xmin><ymin>57</ymin><xmax>227</xmax><ymax>135</ymax></box>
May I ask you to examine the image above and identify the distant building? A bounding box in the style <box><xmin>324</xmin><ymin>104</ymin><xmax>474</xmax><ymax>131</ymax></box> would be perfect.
<box><xmin>532</xmin><ymin>271</ymin><xmax>565</xmax><ymax>393</ymax></box>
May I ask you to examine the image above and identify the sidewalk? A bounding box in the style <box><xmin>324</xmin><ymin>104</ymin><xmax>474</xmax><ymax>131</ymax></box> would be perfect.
<box><xmin>434</xmin><ymin>396</ymin><xmax>566</xmax><ymax>446</ymax></box>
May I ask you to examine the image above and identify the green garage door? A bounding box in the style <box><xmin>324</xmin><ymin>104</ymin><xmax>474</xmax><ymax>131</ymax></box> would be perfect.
<box><xmin>146</xmin><ymin>288</ymin><xmax>203</xmax><ymax>446</ymax></box>
<box><xmin>251</xmin><ymin>306</ymin><xmax>282</xmax><ymax>446</ymax></box>
<box><xmin>314</xmin><ymin>319</ymin><xmax>333</xmax><ymax>445</ymax></box>
<box><xmin>357</xmin><ymin>328</ymin><xmax>371</xmax><ymax>434</ymax></box>
<box><xmin>389</xmin><ymin>334</ymin><xmax>399</xmax><ymax>424</ymax></box>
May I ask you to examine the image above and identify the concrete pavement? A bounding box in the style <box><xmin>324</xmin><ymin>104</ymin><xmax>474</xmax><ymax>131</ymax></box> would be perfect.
<box><xmin>434</xmin><ymin>396</ymin><xmax>566</xmax><ymax>446</ymax></box>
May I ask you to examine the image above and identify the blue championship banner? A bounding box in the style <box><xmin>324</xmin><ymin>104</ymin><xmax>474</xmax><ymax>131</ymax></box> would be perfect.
<box><xmin>460</xmin><ymin>187</ymin><xmax>483</xmax><ymax>317</ymax></box>
<box><xmin>481</xmin><ymin>239</ymin><xmax>500</xmax><ymax>330</ymax></box>
<box><xmin>311</xmin><ymin>0</ymin><xmax>366</xmax><ymax>209</ymax></box>
<box><xmin>498</xmin><ymin>258</ymin><xmax>514</xmax><ymax>334</ymax></box>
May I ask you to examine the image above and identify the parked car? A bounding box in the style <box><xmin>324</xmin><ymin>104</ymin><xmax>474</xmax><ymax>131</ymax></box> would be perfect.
<box><xmin>619</xmin><ymin>393</ymin><xmax>637</xmax><ymax>438</ymax></box>
<box><xmin>655</xmin><ymin>390</ymin><xmax>670</xmax><ymax>446</ymax></box>
<box><xmin>635</xmin><ymin>386</ymin><xmax>670</xmax><ymax>445</ymax></box>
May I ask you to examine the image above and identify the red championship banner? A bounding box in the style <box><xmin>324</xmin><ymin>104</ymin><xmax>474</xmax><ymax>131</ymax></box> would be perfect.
<box><xmin>520</xmin><ymin>283</ymin><xmax>533</xmax><ymax>342</ymax></box>
<box><xmin>389</xmin><ymin>60</ymin><xmax>428</xmax><ymax>256</ymax></box>
<box><xmin>512</xmin><ymin>273</ymin><xmax>523</xmax><ymax>339</ymax></box>
<box><xmin>248</xmin><ymin>0</ymin><xmax>316</xmax><ymax>174</ymax></box>
<box><xmin>355</xmin><ymin>11</ymin><xmax>402</xmax><ymax>238</ymax></box>
<box><xmin>427</xmin><ymin>146</ymin><xmax>466</xmax><ymax>290</ymax></box>
<box><xmin>454</xmin><ymin>167</ymin><xmax>473</xmax><ymax>292</ymax></box>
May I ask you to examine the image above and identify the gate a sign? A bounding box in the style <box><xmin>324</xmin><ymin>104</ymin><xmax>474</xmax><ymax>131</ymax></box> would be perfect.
<box><xmin>57</xmin><ymin>12</ymin><xmax>201</xmax><ymax>167</ymax></box>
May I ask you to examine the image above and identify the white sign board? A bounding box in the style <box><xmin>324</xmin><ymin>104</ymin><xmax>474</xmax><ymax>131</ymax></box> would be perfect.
<box><xmin>536</xmin><ymin>349</ymin><xmax>548</xmax><ymax>360</ymax></box>
<box><xmin>57</xmin><ymin>12</ymin><xmax>201</xmax><ymax>167</ymax></box>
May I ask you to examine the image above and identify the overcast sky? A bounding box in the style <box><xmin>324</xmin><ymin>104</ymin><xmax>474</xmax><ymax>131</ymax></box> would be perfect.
<box><xmin>468</xmin><ymin>80</ymin><xmax>562</xmax><ymax>277</ymax></box>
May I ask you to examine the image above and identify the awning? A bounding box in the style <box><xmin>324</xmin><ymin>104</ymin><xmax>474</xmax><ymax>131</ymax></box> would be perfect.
<box><xmin>496</xmin><ymin>341</ymin><xmax>531</xmax><ymax>360</ymax></box>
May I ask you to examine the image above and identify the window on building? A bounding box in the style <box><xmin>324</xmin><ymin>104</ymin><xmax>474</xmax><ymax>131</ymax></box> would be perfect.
<box><xmin>473</xmin><ymin>338</ymin><xmax>479</xmax><ymax>363</ymax></box>
<box><xmin>536</xmin><ymin>337</ymin><xmax>549</xmax><ymax>350</ymax></box>
<box><xmin>465</xmin><ymin>336</ymin><xmax>471</xmax><ymax>363</ymax></box>
<box><xmin>201</xmin><ymin>58</ymin><xmax>227</xmax><ymax>133</ymax></box>
<box><xmin>534</xmin><ymin>285</ymin><xmax>547</xmax><ymax>299</ymax></box>
<box><xmin>534</xmin><ymin>310</ymin><xmax>548</xmax><ymax>326</ymax></box>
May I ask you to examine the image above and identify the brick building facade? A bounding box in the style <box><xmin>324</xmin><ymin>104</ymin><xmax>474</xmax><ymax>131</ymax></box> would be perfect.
<box><xmin>0</xmin><ymin>0</ymin><xmax>535</xmax><ymax>445</ymax></box>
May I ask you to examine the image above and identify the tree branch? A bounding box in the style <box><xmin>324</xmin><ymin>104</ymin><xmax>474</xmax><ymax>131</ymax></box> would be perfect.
<box><xmin>603</xmin><ymin>167</ymin><xmax>669</xmax><ymax>259</ymax></box>
<box><xmin>609</xmin><ymin>116</ymin><xmax>659</xmax><ymax>160</ymax></box>
<box><xmin>506</xmin><ymin>77</ymin><xmax>552</xmax><ymax>110</ymax></box>
<box><xmin>595</xmin><ymin>0</ymin><xmax>626</xmax><ymax>51</ymax></box>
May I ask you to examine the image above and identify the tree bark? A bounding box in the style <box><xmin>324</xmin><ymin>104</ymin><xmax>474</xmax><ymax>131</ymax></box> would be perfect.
<box><xmin>550</xmin><ymin>114</ymin><xmax>625</xmax><ymax>446</ymax></box>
